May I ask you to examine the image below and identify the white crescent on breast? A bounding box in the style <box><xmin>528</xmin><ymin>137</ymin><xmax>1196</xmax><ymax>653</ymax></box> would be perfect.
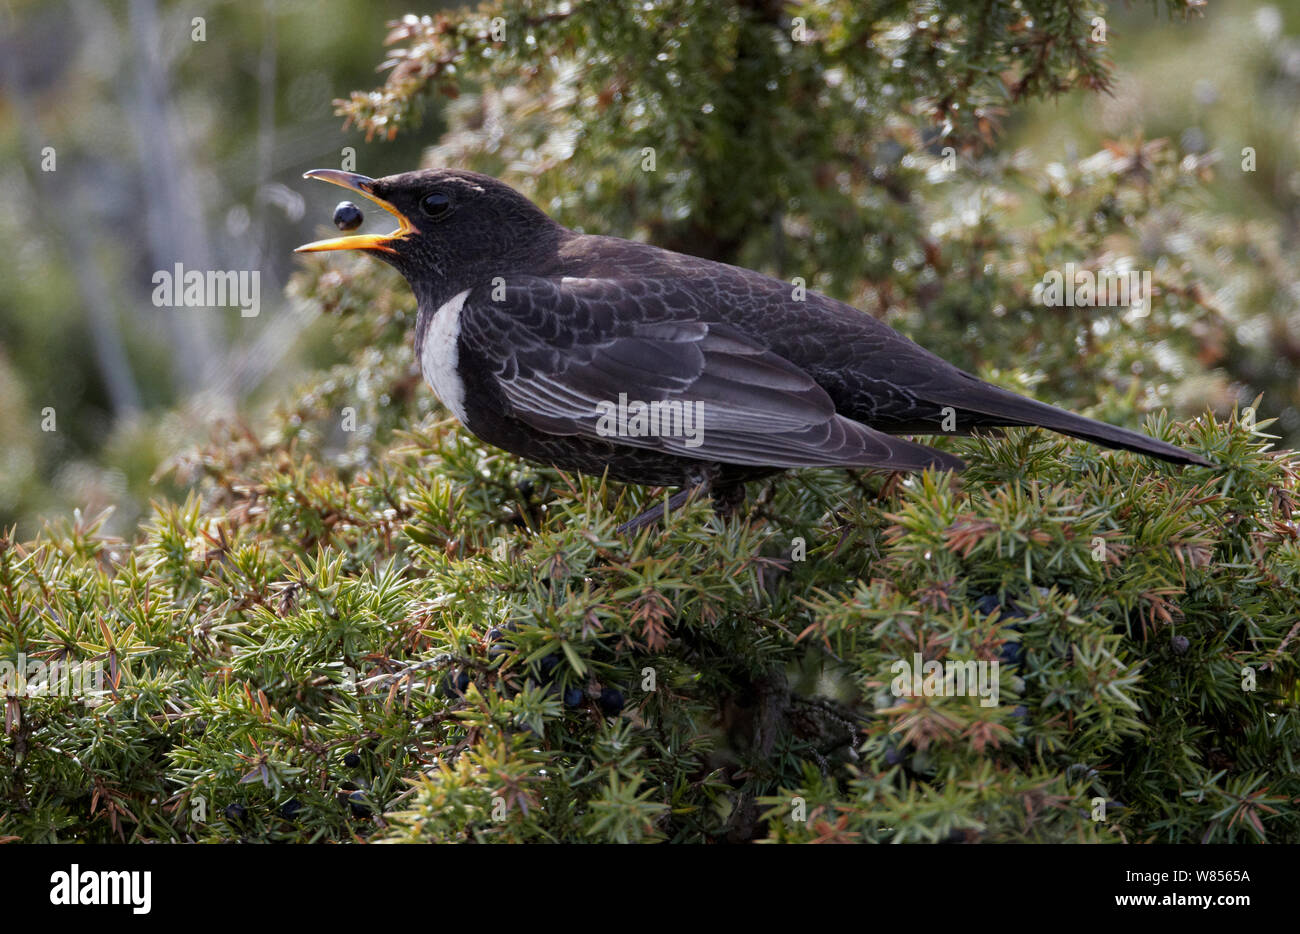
<box><xmin>419</xmin><ymin>289</ymin><xmax>470</xmax><ymax>424</ymax></box>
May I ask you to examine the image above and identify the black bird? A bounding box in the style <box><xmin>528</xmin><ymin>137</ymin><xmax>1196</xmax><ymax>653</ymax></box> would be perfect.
<box><xmin>297</xmin><ymin>168</ymin><xmax>1211</xmax><ymax>528</ymax></box>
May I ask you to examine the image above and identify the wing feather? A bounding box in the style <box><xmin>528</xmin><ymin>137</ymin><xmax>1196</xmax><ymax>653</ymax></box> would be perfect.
<box><xmin>458</xmin><ymin>278</ymin><xmax>964</xmax><ymax>472</ymax></box>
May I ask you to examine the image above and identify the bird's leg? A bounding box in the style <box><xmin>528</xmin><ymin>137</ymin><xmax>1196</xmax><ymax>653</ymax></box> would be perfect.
<box><xmin>710</xmin><ymin>481</ymin><xmax>748</xmax><ymax>521</ymax></box>
<box><xmin>617</xmin><ymin>464</ymin><xmax>743</xmax><ymax>535</ymax></box>
<box><xmin>616</xmin><ymin>484</ymin><xmax>707</xmax><ymax>535</ymax></box>
<box><xmin>616</xmin><ymin>469</ymin><xmax>749</xmax><ymax>535</ymax></box>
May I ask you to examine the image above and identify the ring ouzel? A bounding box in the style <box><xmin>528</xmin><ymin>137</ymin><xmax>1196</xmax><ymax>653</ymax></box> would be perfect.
<box><xmin>297</xmin><ymin>168</ymin><xmax>1212</xmax><ymax>529</ymax></box>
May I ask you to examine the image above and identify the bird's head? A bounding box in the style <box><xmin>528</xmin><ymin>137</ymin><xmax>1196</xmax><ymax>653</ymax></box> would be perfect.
<box><xmin>295</xmin><ymin>168</ymin><xmax>560</xmax><ymax>301</ymax></box>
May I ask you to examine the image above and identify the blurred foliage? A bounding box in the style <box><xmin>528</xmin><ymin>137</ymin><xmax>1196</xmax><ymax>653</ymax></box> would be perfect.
<box><xmin>0</xmin><ymin>0</ymin><xmax>437</xmax><ymax>535</ymax></box>
<box><xmin>1</xmin><ymin>0</ymin><xmax>1299</xmax><ymax>843</ymax></box>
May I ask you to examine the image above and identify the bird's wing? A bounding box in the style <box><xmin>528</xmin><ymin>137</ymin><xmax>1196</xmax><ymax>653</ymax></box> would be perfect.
<box><xmin>456</xmin><ymin>277</ymin><xmax>964</xmax><ymax>472</ymax></box>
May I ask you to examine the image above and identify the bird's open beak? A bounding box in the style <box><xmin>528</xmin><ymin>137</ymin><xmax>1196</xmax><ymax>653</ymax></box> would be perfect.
<box><xmin>294</xmin><ymin>170</ymin><xmax>418</xmax><ymax>254</ymax></box>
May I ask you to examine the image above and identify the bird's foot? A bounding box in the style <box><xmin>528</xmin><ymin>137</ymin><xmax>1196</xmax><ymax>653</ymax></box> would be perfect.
<box><xmin>616</xmin><ymin>485</ymin><xmax>706</xmax><ymax>535</ymax></box>
<box><xmin>616</xmin><ymin>471</ymin><xmax>750</xmax><ymax>536</ymax></box>
<box><xmin>710</xmin><ymin>481</ymin><xmax>747</xmax><ymax>520</ymax></box>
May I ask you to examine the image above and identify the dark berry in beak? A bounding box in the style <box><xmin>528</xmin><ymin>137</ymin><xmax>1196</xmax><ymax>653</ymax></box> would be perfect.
<box><xmin>333</xmin><ymin>201</ymin><xmax>364</xmax><ymax>231</ymax></box>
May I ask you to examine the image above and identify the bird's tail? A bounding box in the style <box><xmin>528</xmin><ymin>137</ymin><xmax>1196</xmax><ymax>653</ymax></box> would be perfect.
<box><xmin>952</xmin><ymin>381</ymin><xmax>1213</xmax><ymax>467</ymax></box>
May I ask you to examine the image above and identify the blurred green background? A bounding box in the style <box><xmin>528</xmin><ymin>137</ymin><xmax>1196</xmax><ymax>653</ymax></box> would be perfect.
<box><xmin>0</xmin><ymin>0</ymin><xmax>1297</xmax><ymax>537</ymax></box>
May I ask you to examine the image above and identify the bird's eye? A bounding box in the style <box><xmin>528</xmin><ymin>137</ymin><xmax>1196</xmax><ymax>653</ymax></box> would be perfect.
<box><xmin>420</xmin><ymin>192</ymin><xmax>452</xmax><ymax>219</ymax></box>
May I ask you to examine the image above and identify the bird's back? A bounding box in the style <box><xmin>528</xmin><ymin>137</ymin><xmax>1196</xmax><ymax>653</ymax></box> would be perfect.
<box><xmin>548</xmin><ymin>231</ymin><xmax>976</xmax><ymax>432</ymax></box>
<box><xmin>537</xmin><ymin>231</ymin><xmax>1210</xmax><ymax>468</ymax></box>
